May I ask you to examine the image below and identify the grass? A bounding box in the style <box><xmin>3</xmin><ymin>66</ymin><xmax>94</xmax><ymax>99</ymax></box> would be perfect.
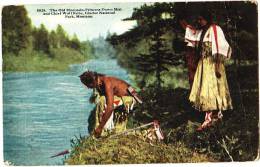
<box><xmin>65</xmin><ymin>134</ymin><xmax>214</xmax><ymax>164</ymax></box>
<box><xmin>2</xmin><ymin>47</ymin><xmax>89</xmax><ymax>72</ymax></box>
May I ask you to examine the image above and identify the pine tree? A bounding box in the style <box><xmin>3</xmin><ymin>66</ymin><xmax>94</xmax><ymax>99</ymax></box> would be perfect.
<box><xmin>32</xmin><ymin>24</ymin><xmax>50</xmax><ymax>54</ymax></box>
<box><xmin>134</xmin><ymin>28</ymin><xmax>182</xmax><ymax>90</ymax></box>
<box><xmin>49</xmin><ymin>30</ymin><xmax>58</xmax><ymax>49</ymax></box>
<box><xmin>2</xmin><ymin>5</ymin><xmax>32</xmax><ymax>54</ymax></box>
<box><xmin>69</xmin><ymin>33</ymin><xmax>81</xmax><ymax>50</ymax></box>
<box><xmin>56</xmin><ymin>24</ymin><xmax>67</xmax><ymax>48</ymax></box>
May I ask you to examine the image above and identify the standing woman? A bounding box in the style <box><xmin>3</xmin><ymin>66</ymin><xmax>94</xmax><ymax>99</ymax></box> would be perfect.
<box><xmin>181</xmin><ymin>10</ymin><xmax>233</xmax><ymax>130</ymax></box>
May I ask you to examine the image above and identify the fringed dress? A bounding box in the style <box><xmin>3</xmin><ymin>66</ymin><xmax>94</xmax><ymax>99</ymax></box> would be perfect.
<box><xmin>189</xmin><ymin>42</ymin><xmax>233</xmax><ymax>111</ymax></box>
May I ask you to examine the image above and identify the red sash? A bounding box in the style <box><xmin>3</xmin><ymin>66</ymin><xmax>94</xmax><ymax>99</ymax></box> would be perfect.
<box><xmin>212</xmin><ymin>24</ymin><xmax>219</xmax><ymax>54</ymax></box>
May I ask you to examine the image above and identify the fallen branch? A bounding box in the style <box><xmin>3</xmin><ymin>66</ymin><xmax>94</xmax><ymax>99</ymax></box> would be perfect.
<box><xmin>108</xmin><ymin>122</ymin><xmax>154</xmax><ymax>139</ymax></box>
<box><xmin>217</xmin><ymin>138</ymin><xmax>234</xmax><ymax>162</ymax></box>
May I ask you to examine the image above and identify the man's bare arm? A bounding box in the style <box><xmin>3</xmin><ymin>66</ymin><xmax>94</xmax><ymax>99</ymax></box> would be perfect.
<box><xmin>94</xmin><ymin>80</ymin><xmax>114</xmax><ymax>136</ymax></box>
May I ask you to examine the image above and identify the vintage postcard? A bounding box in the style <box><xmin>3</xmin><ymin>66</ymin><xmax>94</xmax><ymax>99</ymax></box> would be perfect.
<box><xmin>1</xmin><ymin>0</ymin><xmax>259</xmax><ymax>166</ymax></box>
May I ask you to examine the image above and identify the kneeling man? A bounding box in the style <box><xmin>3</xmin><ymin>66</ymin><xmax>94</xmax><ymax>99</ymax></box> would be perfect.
<box><xmin>79</xmin><ymin>71</ymin><xmax>142</xmax><ymax>138</ymax></box>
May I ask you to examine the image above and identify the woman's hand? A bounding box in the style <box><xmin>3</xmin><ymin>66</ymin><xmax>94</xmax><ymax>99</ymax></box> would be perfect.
<box><xmin>215</xmin><ymin>70</ymin><xmax>221</xmax><ymax>78</ymax></box>
<box><xmin>215</xmin><ymin>63</ymin><xmax>221</xmax><ymax>78</ymax></box>
<box><xmin>215</xmin><ymin>54</ymin><xmax>221</xmax><ymax>78</ymax></box>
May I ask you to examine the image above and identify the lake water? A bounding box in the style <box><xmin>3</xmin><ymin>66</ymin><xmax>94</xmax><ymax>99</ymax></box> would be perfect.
<box><xmin>3</xmin><ymin>59</ymin><xmax>131</xmax><ymax>165</ymax></box>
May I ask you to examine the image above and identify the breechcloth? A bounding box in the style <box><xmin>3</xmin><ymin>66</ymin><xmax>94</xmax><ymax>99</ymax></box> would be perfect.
<box><xmin>93</xmin><ymin>95</ymin><xmax>136</xmax><ymax>136</ymax></box>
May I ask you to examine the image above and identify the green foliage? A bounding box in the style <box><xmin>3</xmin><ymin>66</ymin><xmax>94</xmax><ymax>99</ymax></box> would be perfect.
<box><xmin>56</xmin><ymin>24</ymin><xmax>68</xmax><ymax>48</ymax></box>
<box><xmin>80</xmin><ymin>40</ymin><xmax>96</xmax><ymax>58</ymax></box>
<box><xmin>2</xmin><ymin>6</ymin><xmax>96</xmax><ymax>72</ymax></box>
<box><xmin>48</xmin><ymin>30</ymin><xmax>58</xmax><ymax>49</ymax></box>
<box><xmin>236</xmin><ymin>30</ymin><xmax>257</xmax><ymax>61</ymax></box>
<box><xmin>65</xmin><ymin>134</ymin><xmax>213</xmax><ymax>164</ymax></box>
<box><xmin>167</xmin><ymin>107</ymin><xmax>258</xmax><ymax>162</ymax></box>
<box><xmin>130</xmin><ymin>2</ymin><xmax>175</xmax><ymax>23</ymax></box>
<box><xmin>3</xmin><ymin>47</ymin><xmax>87</xmax><ymax>72</ymax></box>
<box><xmin>32</xmin><ymin>24</ymin><xmax>50</xmax><ymax>54</ymax></box>
<box><xmin>2</xmin><ymin>5</ymin><xmax>32</xmax><ymax>54</ymax></box>
<box><xmin>108</xmin><ymin>2</ymin><xmax>187</xmax><ymax>89</ymax></box>
<box><xmin>134</xmin><ymin>29</ymin><xmax>183</xmax><ymax>89</ymax></box>
<box><xmin>31</xmin><ymin>24</ymin><xmax>82</xmax><ymax>54</ymax></box>
<box><xmin>69</xmin><ymin>34</ymin><xmax>81</xmax><ymax>50</ymax></box>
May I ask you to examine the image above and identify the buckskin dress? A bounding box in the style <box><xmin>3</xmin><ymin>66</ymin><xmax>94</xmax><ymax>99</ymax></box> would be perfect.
<box><xmin>189</xmin><ymin>42</ymin><xmax>233</xmax><ymax>111</ymax></box>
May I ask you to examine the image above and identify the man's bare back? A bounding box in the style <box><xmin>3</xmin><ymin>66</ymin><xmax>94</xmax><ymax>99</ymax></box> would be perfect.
<box><xmin>97</xmin><ymin>76</ymin><xmax>130</xmax><ymax>97</ymax></box>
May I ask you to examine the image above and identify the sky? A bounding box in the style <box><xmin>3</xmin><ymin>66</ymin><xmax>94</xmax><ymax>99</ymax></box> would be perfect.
<box><xmin>25</xmin><ymin>2</ymin><xmax>148</xmax><ymax>41</ymax></box>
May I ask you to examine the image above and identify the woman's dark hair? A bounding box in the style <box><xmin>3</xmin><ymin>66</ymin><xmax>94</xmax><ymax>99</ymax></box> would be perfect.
<box><xmin>195</xmin><ymin>9</ymin><xmax>212</xmax><ymax>57</ymax></box>
<box><xmin>199</xmin><ymin>9</ymin><xmax>212</xmax><ymax>24</ymax></box>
